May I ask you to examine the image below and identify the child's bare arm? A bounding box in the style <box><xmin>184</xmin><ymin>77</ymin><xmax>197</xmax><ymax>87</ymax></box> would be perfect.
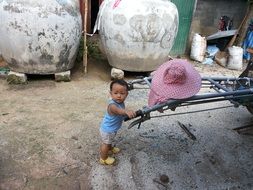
<box><xmin>124</xmin><ymin>109</ymin><xmax>136</xmax><ymax>119</ymax></box>
<box><xmin>108</xmin><ymin>104</ymin><xmax>136</xmax><ymax>119</ymax></box>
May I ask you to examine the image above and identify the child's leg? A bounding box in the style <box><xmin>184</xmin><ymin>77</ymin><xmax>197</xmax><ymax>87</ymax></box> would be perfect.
<box><xmin>99</xmin><ymin>129</ymin><xmax>117</xmax><ymax>164</ymax></box>
<box><xmin>100</xmin><ymin>143</ymin><xmax>111</xmax><ymax>160</ymax></box>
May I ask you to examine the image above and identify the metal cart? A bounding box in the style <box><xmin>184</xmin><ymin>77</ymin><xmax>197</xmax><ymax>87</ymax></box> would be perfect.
<box><xmin>125</xmin><ymin>61</ymin><xmax>253</xmax><ymax>130</ymax></box>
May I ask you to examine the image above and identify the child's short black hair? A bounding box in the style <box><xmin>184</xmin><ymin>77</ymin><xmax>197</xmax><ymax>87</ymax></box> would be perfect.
<box><xmin>110</xmin><ymin>79</ymin><xmax>129</xmax><ymax>91</ymax></box>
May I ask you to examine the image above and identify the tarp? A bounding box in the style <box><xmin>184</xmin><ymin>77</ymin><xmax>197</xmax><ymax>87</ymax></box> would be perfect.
<box><xmin>243</xmin><ymin>31</ymin><xmax>253</xmax><ymax>61</ymax></box>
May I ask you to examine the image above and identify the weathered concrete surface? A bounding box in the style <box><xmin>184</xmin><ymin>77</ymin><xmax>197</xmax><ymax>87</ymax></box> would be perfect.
<box><xmin>0</xmin><ymin>59</ymin><xmax>252</xmax><ymax>190</ymax></box>
<box><xmin>0</xmin><ymin>0</ymin><xmax>82</xmax><ymax>74</ymax></box>
<box><xmin>97</xmin><ymin>0</ymin><xmax>178</xmax><ymax>72</ymax></box>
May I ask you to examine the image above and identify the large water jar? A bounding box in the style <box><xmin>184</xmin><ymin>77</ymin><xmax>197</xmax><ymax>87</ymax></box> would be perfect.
<box><xmin>0</xmin><ymin>0</ymin><xmax>82</xmax><ymax>74</ymax></box>
<box><xmin>96</xmin><ymin>0</ymin><xmax>178</xmax><ymax>72</ymax></box>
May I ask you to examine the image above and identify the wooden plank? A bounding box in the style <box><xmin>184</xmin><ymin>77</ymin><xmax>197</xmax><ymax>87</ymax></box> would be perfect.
<box><xmin>224</xmin><ymin>4</ymin><xmax>250</xmax><ymax>50</ymax></box>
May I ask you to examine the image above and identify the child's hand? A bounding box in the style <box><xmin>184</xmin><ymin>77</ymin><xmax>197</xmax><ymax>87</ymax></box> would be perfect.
<box><xmin>125</xmin><ymin>110</ymin><xmax>136</xmax><ymax>119</ymax></box>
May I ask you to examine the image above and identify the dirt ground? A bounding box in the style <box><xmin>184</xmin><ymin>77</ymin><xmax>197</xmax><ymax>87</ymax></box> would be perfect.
<box><xmin>0</xmin><ymin>58</ymin><xmax>253</xmax><ymax>190</ymax></box>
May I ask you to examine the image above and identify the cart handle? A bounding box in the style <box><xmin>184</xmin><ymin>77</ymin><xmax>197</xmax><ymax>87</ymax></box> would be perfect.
<box><xmin>124</xmin><ymin>110</ymin><xmax>143</xmax><ymax>122</ymax></box>
<box><xmin>127</xmin><ymin>118</ymin><xmax>143</xmax><ymax>129</ymax></box>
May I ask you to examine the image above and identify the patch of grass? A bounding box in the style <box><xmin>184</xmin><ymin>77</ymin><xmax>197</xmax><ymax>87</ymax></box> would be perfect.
<box><xmin>76</xmin><ymin>36</ymin><xmax>104</xmax><ymax>62</ymax></box>
<box><xmin>7</xmin><ymin>73</ymin><xmax>28</xmax><ymax>85</ymax></box>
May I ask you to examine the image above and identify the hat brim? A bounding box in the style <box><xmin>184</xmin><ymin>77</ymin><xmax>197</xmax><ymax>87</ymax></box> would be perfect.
<box><xmin>148</xmin><ymin>59</ymin><xmax>201</xmax><ymax>106</ymax></box>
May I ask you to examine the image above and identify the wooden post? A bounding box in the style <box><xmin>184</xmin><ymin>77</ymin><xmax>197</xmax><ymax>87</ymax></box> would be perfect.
<box><xmin>224</xmin><ymin>4</ymin><xmax>250</xmax><ymax>51</ymax></box>
<box><xmin>83</xmin><ymin>0</ymin><xmax>88</xmax><ymax>74</ymax></box>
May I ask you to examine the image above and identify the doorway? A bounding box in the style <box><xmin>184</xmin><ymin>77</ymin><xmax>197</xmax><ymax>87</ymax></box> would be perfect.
<box><xmin>91</xmin><ymin>0</ymin><xmax>100</xmax><ymax>32</ymax></box>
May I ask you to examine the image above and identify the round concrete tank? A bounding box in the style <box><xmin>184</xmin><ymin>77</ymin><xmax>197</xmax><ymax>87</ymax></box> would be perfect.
<box><xmin>96</xmin><ymin>0</ymin><xmax>178</xmax><ymax>72</ymax></box>
<box><xmin>0</xmin><ymin>0</ymin><xmax>82</xmax><ymax>74</ymax></box>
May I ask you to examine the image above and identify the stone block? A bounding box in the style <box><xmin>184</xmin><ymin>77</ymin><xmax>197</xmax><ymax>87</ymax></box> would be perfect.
<box><xmin>7</xmin><ymin>71</ymin><xmax>27</xmax><ymax>84</ymax></box>
<box><xmin>55</xmin><ymin>71</ymin><xmax>71</xmax><ymax>82</ymax></box>
<box><xmin>111</xmin><ymin>68</ymin><xmax>124</xmax><ymax>80</ymax></box>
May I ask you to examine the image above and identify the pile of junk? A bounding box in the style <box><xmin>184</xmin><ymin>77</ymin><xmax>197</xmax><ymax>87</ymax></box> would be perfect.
<box><xmin>190</xmin><ymin>16</ymin><xmax>253</xmax><ymax>71</ymax></box>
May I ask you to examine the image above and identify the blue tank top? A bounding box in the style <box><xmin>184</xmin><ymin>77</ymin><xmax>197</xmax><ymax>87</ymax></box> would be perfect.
<box><xmin>100</xmin><ymin>99</ymin><xmax>125</xmax><ymax>133</ymax></box>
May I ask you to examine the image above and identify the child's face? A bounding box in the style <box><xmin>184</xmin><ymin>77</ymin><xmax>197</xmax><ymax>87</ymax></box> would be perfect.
<box><xmin>110</xmin><ymin>83</ymin><xmax>128</xmax><ymax>103</ymax></box>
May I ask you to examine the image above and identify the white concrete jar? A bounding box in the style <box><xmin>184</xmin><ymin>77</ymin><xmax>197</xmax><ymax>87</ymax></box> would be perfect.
<box><xmin>96</xmin><ymin>0</ymin><xmax>178</xmax><ymax>72</ymax></box>
<box><xmin>0</xmin><ymin>0</ymin><xmax>82</xmax><ymax>74</ymax></box>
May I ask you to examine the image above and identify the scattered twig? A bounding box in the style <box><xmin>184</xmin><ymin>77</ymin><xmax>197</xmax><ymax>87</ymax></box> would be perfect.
<box><xmin>139</xmin><ymin>134</ymin><xmax>157</xmax><ymax>139</ymax></box>
<box><xmin>153</xmin><ymin>178</ymin><xmax>168</xmax><ymax>188</ymax></box>
<box><xmin>137</xmin><ymin>137</ymin><xmax>150</xmax><ymax>143</ymax></box>
<box><xmin>177</xmin><ymin>121</ymin><xmax>196</xmax><ymax>140</ymax></box>
<box><xmin>233</xmin><ymin>123</ymin><xmax>253</xmax><ymax>135</ymax></box>
<box><xmin>233</xmin><ymin>124</ymin><xmax>253</xmax><ymax>131</ymax></box>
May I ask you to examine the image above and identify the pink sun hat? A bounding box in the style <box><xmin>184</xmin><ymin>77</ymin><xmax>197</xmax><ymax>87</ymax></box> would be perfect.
<box><xmin>148</xmin><ymin>59</ymin><xmax>202</xmax><ymax>107</ymax></box>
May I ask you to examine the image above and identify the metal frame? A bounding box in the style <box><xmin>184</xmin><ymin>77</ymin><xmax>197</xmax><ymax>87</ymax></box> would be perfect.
<box><xmin>126</xmin><ymin>76</ymin><xmax>253</xmax><ymax>129</ymax></box>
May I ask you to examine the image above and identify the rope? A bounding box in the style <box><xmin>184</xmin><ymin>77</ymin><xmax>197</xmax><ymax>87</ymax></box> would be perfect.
<box><xmin>150</xmin><ymin>105</ymin><xmax>234</xmax><ymax>118</ymax></box>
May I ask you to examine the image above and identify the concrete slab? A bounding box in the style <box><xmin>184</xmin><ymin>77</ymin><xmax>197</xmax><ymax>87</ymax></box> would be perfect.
<box><xmin>55</xmin><ymin>71</ymin><xmax>71</xmax><ymax>82</ymax></box>
<box><xmin>7</xmin><ymin>71</ymin><xmax>27</xmax><ymax>84</ymax></box>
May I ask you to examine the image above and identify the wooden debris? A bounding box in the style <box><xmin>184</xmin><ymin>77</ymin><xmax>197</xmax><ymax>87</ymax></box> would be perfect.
<box><xmin>233</xmin><ymin>124</ymin><xmax>253</xmax><ymax>135</ymax></box>
<box><xmin>153</xmin><ymin>178</ymin><xmax>168</xmax><ymax>188</ymax></box>
<box><xmin>177</xmin><ymin>121</ymin><xmax>196</xmax><ymax>140</ymax></box>
<box><xmin>160</xmin><ymin>174</ymin><xmax>169</xmax><ymax>183</ymax></box>
<box><xmin>214</xmin><ymin>51</ymin><xmax>228</xmax><ymax>67</ymax></box>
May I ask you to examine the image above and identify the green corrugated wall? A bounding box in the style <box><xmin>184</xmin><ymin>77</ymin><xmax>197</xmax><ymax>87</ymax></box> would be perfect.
<box><xmin>170</xmin><ymin>0</ymin><xmax>196</xmax><ymax>55</ymax></box>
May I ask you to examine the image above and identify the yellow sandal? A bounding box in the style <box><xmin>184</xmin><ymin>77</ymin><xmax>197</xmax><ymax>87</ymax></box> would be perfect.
<box><xmin>111</xmin><ymin>147</ymin><xmax>120</xmax><ymax>154</ymax></box>
<box><xmin>108</xmin><ymin>147</ymin><xmax>121</xmax><ymax>155</ymax></box>
<box><xmin>99</xmin><ymin>156</ymin><xmax>115</xmax><ymax>165</ymax></box>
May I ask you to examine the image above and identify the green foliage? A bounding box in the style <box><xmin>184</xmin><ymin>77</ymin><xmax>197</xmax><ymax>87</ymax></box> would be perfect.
<box><xmin>87</xmin><ymin>37</ymin><xmax>104</xmax><ymax>60</ymax></box>
<box><xmin>7</xmin><ymin>74</ymin><xmax>27</xmax><ymax>85</ymax></box>
<box><xmin>76</xmin><ymin>36</ymin><xmax>84</xmax><ymax>63</ymax></box>
<box><xmin>76</xmin><ymin>35</ymin><xmax>104</xmax><ymax>62</ymax></box>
